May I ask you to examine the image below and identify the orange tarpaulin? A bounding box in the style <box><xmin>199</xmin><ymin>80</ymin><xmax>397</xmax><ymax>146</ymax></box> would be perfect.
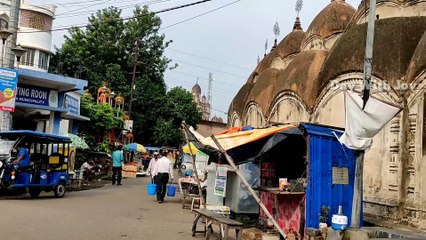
<box><xmin>214</xmin><ymin>126</ymin><xmax>243</xmax><ymax>136</ymax></box>
<box><xmin>191</xmin><ymin>124</ymin><xmax>296</xmax><ymax>151</ymax></box>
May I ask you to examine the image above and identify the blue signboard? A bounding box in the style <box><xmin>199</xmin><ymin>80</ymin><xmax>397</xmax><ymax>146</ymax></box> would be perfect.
<box><xmin>0</xmin><ymin>68</ymin><xmax>19</xmax><ymax>112</ymax></box>
<box><xmin>64</xmin><ymin>94</ymin><xmax>79</xmax><ymax>115</ymax></box>
<box><xmin>16</xmin><ymin>83</ymin><xmax>58</xmax><ymax>108</ymax></box>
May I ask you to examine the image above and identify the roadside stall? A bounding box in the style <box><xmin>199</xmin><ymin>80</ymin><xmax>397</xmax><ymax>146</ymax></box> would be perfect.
<box><xmin>123</xmin><ymin>143</ymin><xmax>146</xmax><ymax>178</ymax></box>
<box><xmin>184</xmin><ymin>123</ymin><xmax>359</xmax><ymax>239</ymax></box>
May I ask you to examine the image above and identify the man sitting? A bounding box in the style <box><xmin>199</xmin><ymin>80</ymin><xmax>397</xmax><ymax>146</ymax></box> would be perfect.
<box><xmin>81</xmin><ymin>160</ymin><xmax>96</xmax><ymax>181</ymax></box>
<box><xmin>12</xmin><ymin>143</ymin><xmax>31</xmax><ymax>170</ymax></box>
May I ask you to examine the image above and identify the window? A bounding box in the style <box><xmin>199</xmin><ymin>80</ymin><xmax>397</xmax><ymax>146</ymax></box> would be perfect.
<box><xmin>0</xmin><ymin>19</ymin><xmax>8</xmax><ymax>30</ymax></box>
<box><xmin>38</xmin><ymin>51</ymin><xmax>49</xmax><ymax>70</ymax></box>
<box><xmin>20</xmin><ymin>48</ymin><xmax>36</xmax><ymax>66</ymax></box>
<box><xmin>20</xmin><ymin>10</ymin><xmax>53</xmax><ymax>31</ymax></box>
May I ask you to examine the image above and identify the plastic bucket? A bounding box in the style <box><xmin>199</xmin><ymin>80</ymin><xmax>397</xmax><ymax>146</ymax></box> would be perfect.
<box><xmin>147</xmin><ymin>183</ymin><xmax>157</xmax><ymax>196</ymax></box>
<box><xmin>166</xmin><ymin>184</ymin><xmax>176</xmax><ymax>197</ymax></box>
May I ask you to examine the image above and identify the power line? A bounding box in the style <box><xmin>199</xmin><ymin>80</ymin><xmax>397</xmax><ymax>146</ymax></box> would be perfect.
<box><xmin>167</xmin><ymin>48</ymin><xmax>251</xmax><ymax>71</ymax></box>
<box><xmin>161</xmin><ymin>0</ymin><xmax>241</xmax><ymax>30</ymax></box>
<box><xmin>55</xmin><ymin>0</ymin><xmax>113</xmax><ymax>17</ymax></box>
<box><xmin>172</xmin><ymin>59</ymin><xmax>246</xmax><ymax>79</ymax></box>
<box><xmin>166</xmin><ymin>76</ymin><xmax>237</xmax><ymax>95</ymax></box>
<box><xmin>170</xmin><ymin>70</ymin><xmax>242</xmax><ymax>88</ymax></box>
<box><xmin>19</xmin><ymin>0</ymin><xmax>214</xmax><ymax>33</ymax></box>
<box><xmin>55</xmin><ymin>0</ymin><xmax>171</xmax><ymax>18</ymax></box>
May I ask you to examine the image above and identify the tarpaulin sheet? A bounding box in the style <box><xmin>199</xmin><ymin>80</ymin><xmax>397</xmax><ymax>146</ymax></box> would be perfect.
<box><xmin>194</xmin><ymin>124</ymin><xmax>296</xmax><ymax>151</ymax></box>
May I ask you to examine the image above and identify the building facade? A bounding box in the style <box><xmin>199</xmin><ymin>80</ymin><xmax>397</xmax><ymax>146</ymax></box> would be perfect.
<box><xmin>228</xmin><ymin>0</ymin><xmax>426</xmax><ymax>230</ymax></box>
<box><xmin>192</xmin><ymin>82</ymin><xmax>212</xmax><ymax>121</ymax></box>
<box><xmin>0</xmin><ymin>1</ymin><xmax>88</xmax><ymax>134</ymax></box>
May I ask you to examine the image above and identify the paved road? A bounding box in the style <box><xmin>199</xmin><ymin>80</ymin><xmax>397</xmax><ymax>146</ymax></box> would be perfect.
<box><xmin>0</xmin><ymin>177</ymin><xmax>199</xmax><ymax>240</ymax></box>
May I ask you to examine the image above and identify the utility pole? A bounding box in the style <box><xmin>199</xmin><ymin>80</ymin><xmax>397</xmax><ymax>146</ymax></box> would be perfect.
<box><xmin>128</xmin><ymin>39</ymin><xmax>141</xmax><ymax>119</ymax></box>
<box><xmin>6</xmin><ymin>0</ymin><xmax>21</xmax><ymax>68</ymax></box>
<box><xmin>207</xmin><ymin>73</ymin><xmax>212</xmax><ymax>119</ymax></box>
<box><xmin>351</xmin><ymin>0</ymin><xmax>376</xmax><ymax>229</ymax></box>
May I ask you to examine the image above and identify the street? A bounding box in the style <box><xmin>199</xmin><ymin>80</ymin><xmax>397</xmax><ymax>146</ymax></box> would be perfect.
<box><xmin>0</xmin><ymin>177</ymin><xmax>202</xmax><ymax>240</ymax></box>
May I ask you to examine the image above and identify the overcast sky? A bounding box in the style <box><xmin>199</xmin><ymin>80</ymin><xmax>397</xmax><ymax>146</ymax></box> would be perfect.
<box><xmin>29</xmin><ymin>0</ymin><xmax>361</xmax><ymax>121</ymax></box>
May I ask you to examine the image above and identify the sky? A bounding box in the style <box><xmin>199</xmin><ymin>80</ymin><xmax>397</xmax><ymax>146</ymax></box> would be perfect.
<box><xmin>28</xmin><ymin>0</ymin><xmax>361</xmax><ymax>121</ymax></box>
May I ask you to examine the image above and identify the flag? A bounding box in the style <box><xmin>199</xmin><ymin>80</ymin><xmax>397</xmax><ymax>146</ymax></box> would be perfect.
<box><xmin>339</xmin><ymin>91</ymin><xmax>401</xmax><ymax>150</ymax></box>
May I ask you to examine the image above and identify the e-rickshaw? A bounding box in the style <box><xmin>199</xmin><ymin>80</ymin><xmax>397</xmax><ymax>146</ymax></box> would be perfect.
<box><xmin>0</xmin><ymin>130</ymin><xmax>72</xmax><ymax>198</ymax></box>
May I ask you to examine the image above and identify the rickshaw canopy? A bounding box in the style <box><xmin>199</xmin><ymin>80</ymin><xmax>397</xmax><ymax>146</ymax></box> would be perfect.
<box><xmin>0</xmin><ymin>130</ymin><xmax>72</xmax><ymax>143</ymax></box>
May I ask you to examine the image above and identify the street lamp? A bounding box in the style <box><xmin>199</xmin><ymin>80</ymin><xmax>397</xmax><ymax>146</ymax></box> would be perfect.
<box><xmin>12</xmin><ymin>44</ymin><xmax>26</xmax><ymax>70</ymax></box>
<box><xmin>0</xmin><ymin>29</ymin><xmax>12</xmax><ymax>68</ymax></box>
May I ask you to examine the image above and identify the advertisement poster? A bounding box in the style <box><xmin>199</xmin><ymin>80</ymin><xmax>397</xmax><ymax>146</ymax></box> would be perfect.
<box><xmin>214</xmin><ymin>167</ymin><xmax>227</xmax><ymax>197</ymax></box>
<box><xmin>0</xmin><ymin>68</ymin><xmax>19</xmax><ymax>112</ymax></box>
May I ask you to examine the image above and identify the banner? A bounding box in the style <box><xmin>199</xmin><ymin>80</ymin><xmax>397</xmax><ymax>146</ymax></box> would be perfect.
<box><xmin>16</xmin><ymin>83</ymin><xmax>58</xmax><ymax>108</ymax></box>
<box><xmin>64</xmin><ymin>94</ymin><xmax>80</xmax><ymax>114</ymax></box>
<box><xmin>214</xmin><ymin>166</ymin><xmax>227</xmax><ymax>197</ymax></box>
<box><xmin>339</xmin><ymin>91</ymin><xmax>401</xmax><ymax>150</ymax></box>
<box><xmin>0</xmin><ymin>68</ymin><xmax>19</xmax><ymax>112</ymax></box>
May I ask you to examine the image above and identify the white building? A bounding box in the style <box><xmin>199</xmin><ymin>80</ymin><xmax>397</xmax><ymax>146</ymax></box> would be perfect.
<box><xmin>0</xmin><ymin>0</ymin><xmax>55</xmax><ymax>71</ymax></box>
<box><xmin>0</xmin><ymin>0</ymin><xmax>88</xmax><ymax>134</ymax></box>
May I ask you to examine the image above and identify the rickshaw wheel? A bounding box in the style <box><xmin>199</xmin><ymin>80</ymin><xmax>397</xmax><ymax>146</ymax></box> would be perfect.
<box><xmin>54</xmin><ymin>182</ymin><xmax>66</xmax><ymax>198</ymax></box>
<box><xmin>29</xmin><ymin>187</ymin><xmax>41</xmax><ymax>198</ymax></box>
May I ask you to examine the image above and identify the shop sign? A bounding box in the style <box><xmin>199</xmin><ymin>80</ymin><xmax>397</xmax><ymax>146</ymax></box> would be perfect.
<box><xmin>64</xmin><ymin>94</ymin><xmax>79</xmax><ymax>114</ymax></box>
<box><xmin>16</xmin><ymin>83</ymin><xmax>58</xmax><ymax>108</ymax></box>
<box><xmin>214</xmin><ymin>166</ymin><xmax>227</xmax><ymax>197</ymax></box>
<box><xmin>0</xmin><ymin>68</ymin><xmax>19</xmax><ymax>112</ymax></box>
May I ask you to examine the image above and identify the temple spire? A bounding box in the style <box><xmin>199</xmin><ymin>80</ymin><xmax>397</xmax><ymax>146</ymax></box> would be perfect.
<box><xmin>293</xmin><ymin>17</ymin><xmax>302</xmax><ymax>30</ymax></box>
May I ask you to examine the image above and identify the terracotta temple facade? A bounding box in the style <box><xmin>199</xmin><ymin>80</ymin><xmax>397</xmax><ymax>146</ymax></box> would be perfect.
<box><xmin>228</xmin><ymin>0</ymin><xmax>426</xmax><ymax>230</ymax></box>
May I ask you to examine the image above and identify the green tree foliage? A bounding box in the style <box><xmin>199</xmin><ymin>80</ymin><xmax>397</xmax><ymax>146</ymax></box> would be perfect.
<box><xmin>79</xmin><ymin>96</ymin><xmax>123</xmax><ymax>149</ymax></box>
<box><xmin>151</xmin><ymin>87</ymin><xmax>202</xmax><ymax>146</ymax></box>
<box><xmin>50</xmin><ymin>6</ymin><xmax>201</xmax><ymax>147</ymax></box>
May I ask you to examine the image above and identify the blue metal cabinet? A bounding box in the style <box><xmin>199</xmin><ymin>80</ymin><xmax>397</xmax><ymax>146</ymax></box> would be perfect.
<box><xmin>303</xmin><ymin>124</ymin><xmax>357</xmax><ymax>229</ymax></box>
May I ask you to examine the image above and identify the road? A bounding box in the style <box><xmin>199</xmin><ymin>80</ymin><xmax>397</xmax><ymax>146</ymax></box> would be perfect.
<box><xmin>0</xmin><ymin>177</ymin><xmax>199</xmax><ymax>240</ymax></box>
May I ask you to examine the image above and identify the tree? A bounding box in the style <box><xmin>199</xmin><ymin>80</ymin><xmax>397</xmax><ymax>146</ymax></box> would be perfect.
<box><xmin>79</xmin><ymin>96</ymin><xmax>123</xmax><ymax>150</ymax></box>
<box><xmin>50</xmin><ymin>6</ymin><xmax>200</xmax><ymax>146</ymax></box>
<box><xmin>151</xmin><ymin>87</ymin><xmax>202</xmax><ymax>147</ymax></box>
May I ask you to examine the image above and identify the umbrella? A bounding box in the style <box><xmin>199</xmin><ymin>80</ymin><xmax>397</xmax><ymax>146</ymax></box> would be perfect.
<box><xmin>182</xmin><ymin>142</ymin><xmax>199</xmax><ymax>155</ymax></box>
<box><xmin>58</xmin><ymin>133</ymin><xmax>89</xmax><ymax>149</ymax></box>
<box><xmin>124</xmin><ymin>143</ymin><xmax>146</xmax><ymax>153</ymax></box>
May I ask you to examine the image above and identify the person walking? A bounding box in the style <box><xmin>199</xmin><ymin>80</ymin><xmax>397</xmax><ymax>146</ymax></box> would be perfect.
<box><xmin>147</xmin><ymin>152</ymin><xmax>159</xmax><ymax>180</ymax></box>
<box><xmin>112</xmin><ymin>145</ymin><xmax>124</xmax><ymax>185</ymax></box>
<box><xmin>154</xmin><ymin>151</ymin><xmax>173</xmax><ymax>203</ymax></box>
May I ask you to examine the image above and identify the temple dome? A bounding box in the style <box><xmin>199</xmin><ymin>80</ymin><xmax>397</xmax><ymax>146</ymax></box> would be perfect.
<box><xmin>406</xmin><ymin>29</ymin><xmax>426</xmax><ymax>83</ymax></box>
<box><xmin>318</xmin><ymin>17</ymin><xmax>426</xmax><ymax>91</ymax></box>
<box><xmin>191</xmin><ymin>83</ymin><xmax>201</xmax><ymax>94</ymax></box>
<box><xmin>302</xmin><ymin>0</ymin><xmax>356</xmax><ymax>50</ymax></box>
<box><xmin>246</xmin><ymin>50</ymin><xmax>329</xmax><ymax>116</ymax></box>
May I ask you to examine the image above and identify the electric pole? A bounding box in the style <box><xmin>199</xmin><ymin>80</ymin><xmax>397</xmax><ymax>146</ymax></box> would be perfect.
<box><xmin>351</xmin><ymin>0</ymin><xmax>376</xmax><ymax>229</ymax></box>
<box><xmin>128</xmin><ymin>39</ymin><xmax>141</xmax><ymax>119</ymax></box>
<box><xmin>6</xmin><ymin>0</ymin><xmax>21</xmax><ymax>68</ymax></box>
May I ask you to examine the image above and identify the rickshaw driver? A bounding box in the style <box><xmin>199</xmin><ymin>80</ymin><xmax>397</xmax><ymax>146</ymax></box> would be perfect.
<box><xmin>11</xmin><ymin>143</ymin><xmax>30</xmax><ymax>169</ymax></box>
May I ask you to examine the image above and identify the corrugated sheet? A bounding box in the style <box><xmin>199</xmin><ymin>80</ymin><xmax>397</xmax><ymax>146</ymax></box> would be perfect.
<box><xmin>304</xmin><ymin>124</ymin><xmax>357</xmax><ymax>228</ymax></box>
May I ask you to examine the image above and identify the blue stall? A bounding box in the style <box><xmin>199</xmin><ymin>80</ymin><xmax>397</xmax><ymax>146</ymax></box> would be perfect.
<box><xmin>198</xmin><ymin>123</ymin><xmax>359</xmax><ymax>237</ymax></box>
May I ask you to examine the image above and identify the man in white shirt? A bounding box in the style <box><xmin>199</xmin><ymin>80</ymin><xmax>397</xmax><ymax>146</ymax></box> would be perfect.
<box><xmin>154</xmin><ymin>150</ymin><xmax>174</xmax><ymax>203</ymax></box>
<box><xmin>147</xmin><ymin>152</ymin><xmax>159</xmax><ymax>180</ymax></box>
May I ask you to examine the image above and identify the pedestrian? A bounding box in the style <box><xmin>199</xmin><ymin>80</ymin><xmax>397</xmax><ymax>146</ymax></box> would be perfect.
<box><xmin>147</xmin><ymin>152</ymin><xmax>159</xmax><ymax>180</ymax></box>
<box><xmin>154</xmin><ymin>150</ymin><xmax>173</xmax><ymax>203</ymax></box>
<box><xmin>112</xmin><ymin>145</ymin><xmax>124</xmax><ymax>185</ymax></box>
<box><xmin>174</xmin><ymin>150</ymin><xmax>182</xmax><ymax>169</ymax></box>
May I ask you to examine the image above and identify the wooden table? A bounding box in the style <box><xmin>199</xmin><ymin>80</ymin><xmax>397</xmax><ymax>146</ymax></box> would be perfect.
<box><xmin>192</xmin><ymin>208</ymin><xmax>243</xmax><ymax>240</ymax></box>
